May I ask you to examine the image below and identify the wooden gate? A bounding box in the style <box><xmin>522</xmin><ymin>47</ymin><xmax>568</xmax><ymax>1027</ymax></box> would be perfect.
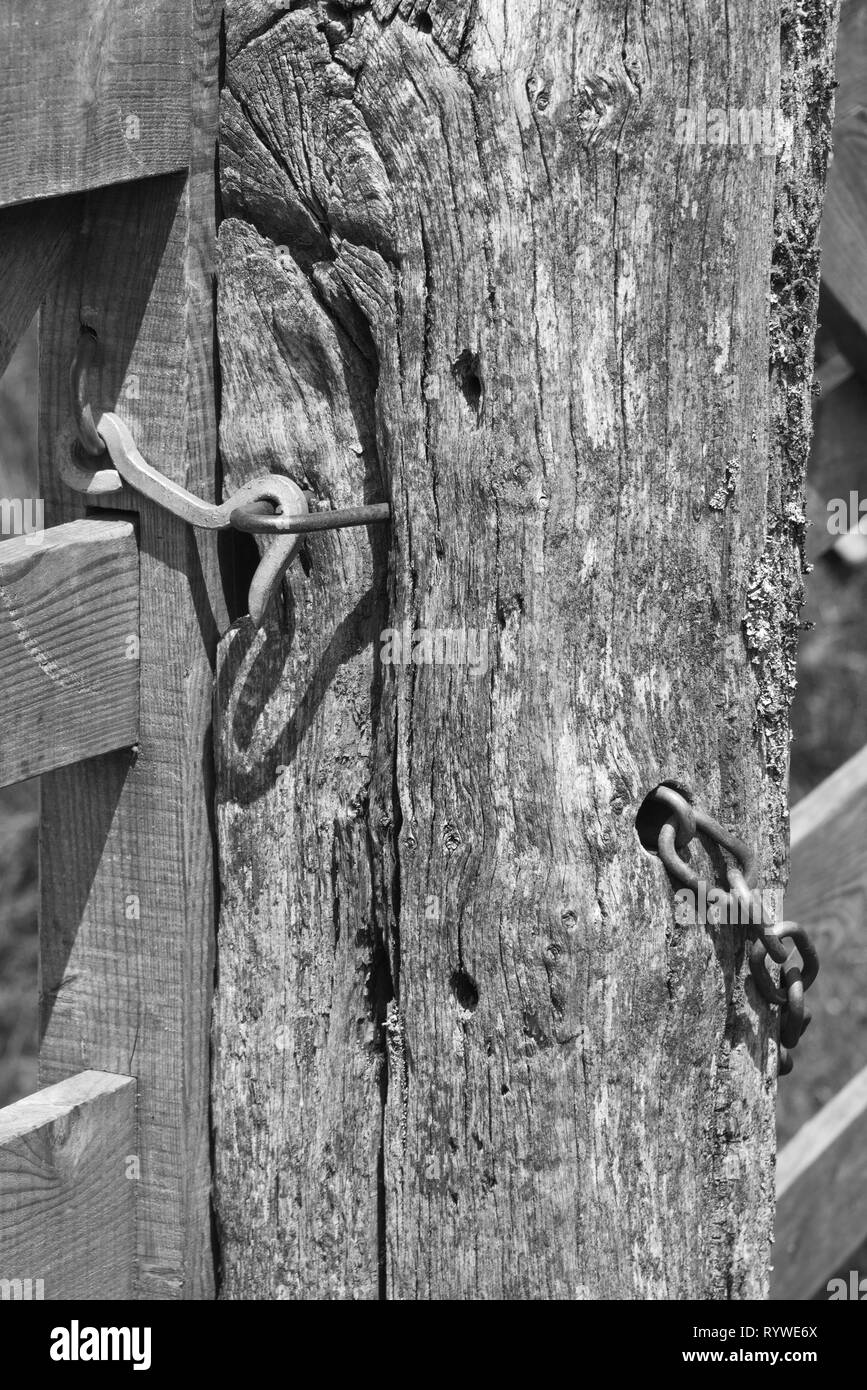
<box><xmin>0</xmin><ymin>0</ymin><xmax>220</xmax><ymax>1299</ymax></box>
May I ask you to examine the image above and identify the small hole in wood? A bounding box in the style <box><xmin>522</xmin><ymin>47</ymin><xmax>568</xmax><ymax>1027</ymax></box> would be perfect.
<box><xmin>450</xmin><ymin>968</ymin><xmax>479</xmax><ymax>1011</ymax></box>
<box><xmin>415</xmin><ymin>10</ymin><xmax>433</xmax><ymax>33</ymax></box>
<box><xmin>452</xmin><ymin>349</ymin><xmax>483</xmax><ymax>416</ymax></box>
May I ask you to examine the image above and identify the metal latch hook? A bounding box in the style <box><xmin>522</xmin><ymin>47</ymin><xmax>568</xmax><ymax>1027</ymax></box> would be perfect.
<box><xmin>96</xmin><ymin>411</ymin><xmax>308</xmax><ymax>626</ymax></box>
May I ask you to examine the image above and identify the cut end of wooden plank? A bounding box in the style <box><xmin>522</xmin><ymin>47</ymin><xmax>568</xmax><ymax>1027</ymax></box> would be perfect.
<box><xmin>0</xmin><ymin>1071</ymin><xmax>136</xmax><ymax>1300</ymax></box>
<box><xmin>0</xmin><ymin>518</ymin><xmax>139</xmax><ymax>787</ymax></box>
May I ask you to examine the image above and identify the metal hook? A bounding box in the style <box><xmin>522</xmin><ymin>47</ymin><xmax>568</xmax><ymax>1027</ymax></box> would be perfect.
<box><xmin>70</xmin><ymin>329</ymin><xmax>107</xmax><ymax>456</ymax></box>
<box><xmin>96</xmin><ymin>411</ymin><xmax>308</xmax><ymax>625</ymax></box>
<box><xmin>64</xmin><ymin>330</ymin><xmax>124</xmax><ymax>495</ymax></box>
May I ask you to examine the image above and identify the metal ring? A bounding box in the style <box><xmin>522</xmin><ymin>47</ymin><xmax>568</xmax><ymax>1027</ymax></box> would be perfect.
<box><xmin>766</xmin><ymin>921</ymin><xmax>819</xmax><ymax>991</ymax></box>
<box><xmin>70</xmin><ymin>330</ymin><xmax>107</xmax><ymax>457</ymax></box>
<box><xmin>657</xmin><ymin>819</ymin><xmax>702</xmax><ymax>893</ymax></box>
<box><xmin>693</xmin><ymin>808</ymin><xmax>757</xmax><ymax>885</ymax></box>
<box><xmin>651</xmin><ymin>786</ymin><xmax>696</xmax><ymax>849</ymax></box>
<box><xmin>748</xmin><ymin>937</ymin><xmax>788</xmax><ymax>1005</ymax></box>
<box><xmin>779</xmin><ymin>971</ymin><xmax>805</xmax><ymax>1048</ymax></box>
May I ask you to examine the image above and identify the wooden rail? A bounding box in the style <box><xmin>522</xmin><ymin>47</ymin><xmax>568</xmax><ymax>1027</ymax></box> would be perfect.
<box><xmin>774</xmin><ymin>1064</ymin><xmax>867</xmax><ymax>1300</ymax></box>
<box><xmin>0</xmin><ymin>0</ymin><xmax>190</xmax><ymax>208</ymax></box>
<box><xmin>0</xmin><ymin>1072</ymin><xmax>135</xmax><ymax>1300</ymax></box>
<box><xmin>0</xmin><ymin>519</ymin><xmax>139</xmax><ymax>788</ymax></box>
<box><xmin>773</xmin><ymin>742</ymin><xmax>867</xmax><ymax>1298</ymax></box>
<box><xmin>0</xmin><ymin>0</ymin><xmax>220</xmax><ymax>1300</ymax></box>
<box><xmin>785</xmin><ymin>741</ymin><xmax>867</xmax><ymax>940</ymax></box>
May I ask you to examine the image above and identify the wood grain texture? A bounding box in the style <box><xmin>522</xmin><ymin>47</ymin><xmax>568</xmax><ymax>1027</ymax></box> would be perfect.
<box><xmin>36</xmin><ymin>3</ymin><xmax>222</xmax><ymax>1300</ymax></box>
<box><xmin>0</xmin><ymin>1070</ymin><xmax>135</xmax><ymax>1300</ymax></box>
<box><xmin>0</xmin><ymin>198</ymin><xmax>83</xmax><ymax>376</ymax></box>
<box><xmin>0</xmin><ymin>0</ymin><xmax>190</xmax><ymax>209</ymax></box>
<box><xmin>213</xmin><ymin>0</ymin><xmax>838</xmax><ymax>1298</ymax></box>
<box><xmin>0</xmin><ymin>519</ymin><xmax>139</xmax><ymax>788</ymax></box>
<box><xmin>773</xmin><ymin>1062</ymin><xmax>867</xmax><ymax>1299</ymax></box>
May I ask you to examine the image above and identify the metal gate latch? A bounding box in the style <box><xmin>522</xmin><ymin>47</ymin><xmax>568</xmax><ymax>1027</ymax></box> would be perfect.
<box><xmin>67</xmin><ymin>332</ymin><xmax>391</xmax><ymax>624</ymax></box>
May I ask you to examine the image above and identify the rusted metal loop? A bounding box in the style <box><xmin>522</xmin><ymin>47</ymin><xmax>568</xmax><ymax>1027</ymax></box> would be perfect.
<box><xmin>657</xmin><ymin>819</ymin><xmax>702</xmax><ymax>893</ymax></box>
<box><xmin>650</xmin><ymin>786</ymin><xmax>696</xmax><ymax>849</ymax></box>
<box><xmin>762</xmin><ymin>921</ymin><xmax>819</xmax><ymax>991</ymax></box>
<box><xmin>779</xmin><ymin>971</ymin><xmax>805</xmax><ymax>1048</ymax></box>
<box><xmin>725</xmin><ymin>866</ymin><xmax>764</xmax><ymax>928</ymax></box>
<box><xmin>70</xmin><ymin>329</ymin><xmax>107</xmax><ymax>457</ymax></box>
<box><xmin>778</xmin><ymin>1046</ymin><xmax>793</xmax><ymax>1076</ymax></box>
<box><xmin>757</xmin><ymin>925</ymin><xmax>790</xmax><ymax>966</ymax></box>
<box><xmin>749</xmin><ymin>937</ymin><xmax>788</xmax><ymax>1006</ymax></box>
<box><xmin>693</xmin><ymin>808</ymin><xmax>757</xmax><ymax>885</ymax></box>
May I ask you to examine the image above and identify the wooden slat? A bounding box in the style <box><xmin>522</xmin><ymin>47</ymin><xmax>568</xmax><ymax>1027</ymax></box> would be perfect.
<box><xmin>777</xmin><ymin>747</ymin><xmax>867</xmax><ymax>1148</ymax></box>
<box><xmin>36</xmin><ymin>1</ymin><xmax>222</xmax><ymax>1301</ymax></box>
<box><xmin>0</xmin><ymin>519</ymin><xmax>139</xmax><ymax>788</ymax></box>
<box><xmin>804</xmin><ymin>374</ymin><xmax>867</xmax><ymax>562</ymax></box>
<box><xmin>820</xmin><ymin>0</ymin><xmax>867</xmax><ymax>352</ymax></box>
<box><xmin>786</xmin><ymin>742</ymin><xmax>867</xmax><ymax>931</ymax></box>
<box><xmin>0</xmin><ymin>198</ymin><xmax>83</xmax><ymax>376</ymax></box>
<box><xmin>0</xmin><ymin>1</ymin><xmax>190</xmax><ymax>209</ymax></box>
<box><xmin>0</xmin><ymin>1071</ymin><xmax>135</xmax><ymax>1300</ymax></box>
<box><xmin>773</xmin><ymin>1064</ymin><xmax>867</xmax><ymax>1299</ymax></box>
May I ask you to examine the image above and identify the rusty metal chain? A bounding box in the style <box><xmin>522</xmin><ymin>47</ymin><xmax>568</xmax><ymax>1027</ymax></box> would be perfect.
<box><xmin>647</xmin><ymin>785</ymin><xmax>819</xmax><ymax>1077</ymax></box>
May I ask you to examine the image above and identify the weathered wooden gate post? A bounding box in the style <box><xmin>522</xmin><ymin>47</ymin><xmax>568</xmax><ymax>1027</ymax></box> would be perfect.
<box><xmin>213</xmin><ymin>0</ymin><xmax>839</xmax><ymax>1298</ymax></box>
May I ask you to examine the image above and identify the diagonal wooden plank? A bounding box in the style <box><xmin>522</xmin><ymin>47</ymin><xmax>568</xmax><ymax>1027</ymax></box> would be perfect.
<box><xmin>0</xmin><ymin>1</ymin><xmax>191</xmax><ymax>209</ymax></box>
<box><xmin>0</xmin><ymin>519</ymin><xmax>139</xmax><ymax>788</ymax></box>
<box><xmin>820</xmin><ymin>0</ymin><xmax>867</xmax><ymax>355</ymax></box>
<box><xmin>773</xmin><ymin>1064</ymin><xmax>867</xmax><ymax>1299</ymax></box>
<box><xmin>778</xmin><ymin>747</ymin><xmax>867</xmax><ymax>1146</ymax></box>
<box><xmin>0</xmin><ymin>1071</ymin><xmax>136</xmax><ymax>1301</ymax></box>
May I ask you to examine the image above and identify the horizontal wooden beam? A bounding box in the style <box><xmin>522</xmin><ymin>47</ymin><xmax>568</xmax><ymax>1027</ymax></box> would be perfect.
<box><xmin>0</xmin><ymin>519</ymin><xmax>139</xmax><ymax>787</ymax></box>
<box><xmin>0</xmin><ymin>1</ymin><xmax>190</xmax><ymax>209</ymax></box>
<box><xmin>0</xmin><ymin>1071</ymin><xmax>136</xmax><ymax>1300</ymax></box>
<box><xmin>773</xmin><ymin>1064</ymin><xmax>867</xmax><ymax>1299</ymax></box>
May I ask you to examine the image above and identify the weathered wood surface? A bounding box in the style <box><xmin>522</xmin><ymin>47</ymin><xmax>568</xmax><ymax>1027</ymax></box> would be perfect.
<box><xmin>0</xmin><ymin>198</ymin><xmax>83</xmax><ymax>376</ymax></box>
<box><xmin>0</xmin><ymin>1071</ymin><xmax>135</xmax><ymax>1300</ymax></box>
<box><xmin>0</xmin><ymin>0</ymin><xmax>190</xmax><ymax>209</ymax></box>
<box><xmin>213</xmin><ymin>0</ymin><xmax>838</xmax><ymax>1298</ymax></box>
<box><xmin>0</xmin><ymin>519</ymin><xmax>139</xmax><ymax>788</ymax></box>
<box><xmin>773</xmin><ymin>1062</ymin><xmax>867</xmax><ymax>1300</ymax></box>
<box><xmin>37</xmin><ymin>2</ymin><xmax>222</xmax><ymax>1300</ymax></box>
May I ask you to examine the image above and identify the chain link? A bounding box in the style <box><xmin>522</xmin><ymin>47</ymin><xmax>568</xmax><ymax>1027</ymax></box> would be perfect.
<box><xmin>647</xmin><ymin>785</ymin><xmax>818</xmax><ymax>1077</ymax></box>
